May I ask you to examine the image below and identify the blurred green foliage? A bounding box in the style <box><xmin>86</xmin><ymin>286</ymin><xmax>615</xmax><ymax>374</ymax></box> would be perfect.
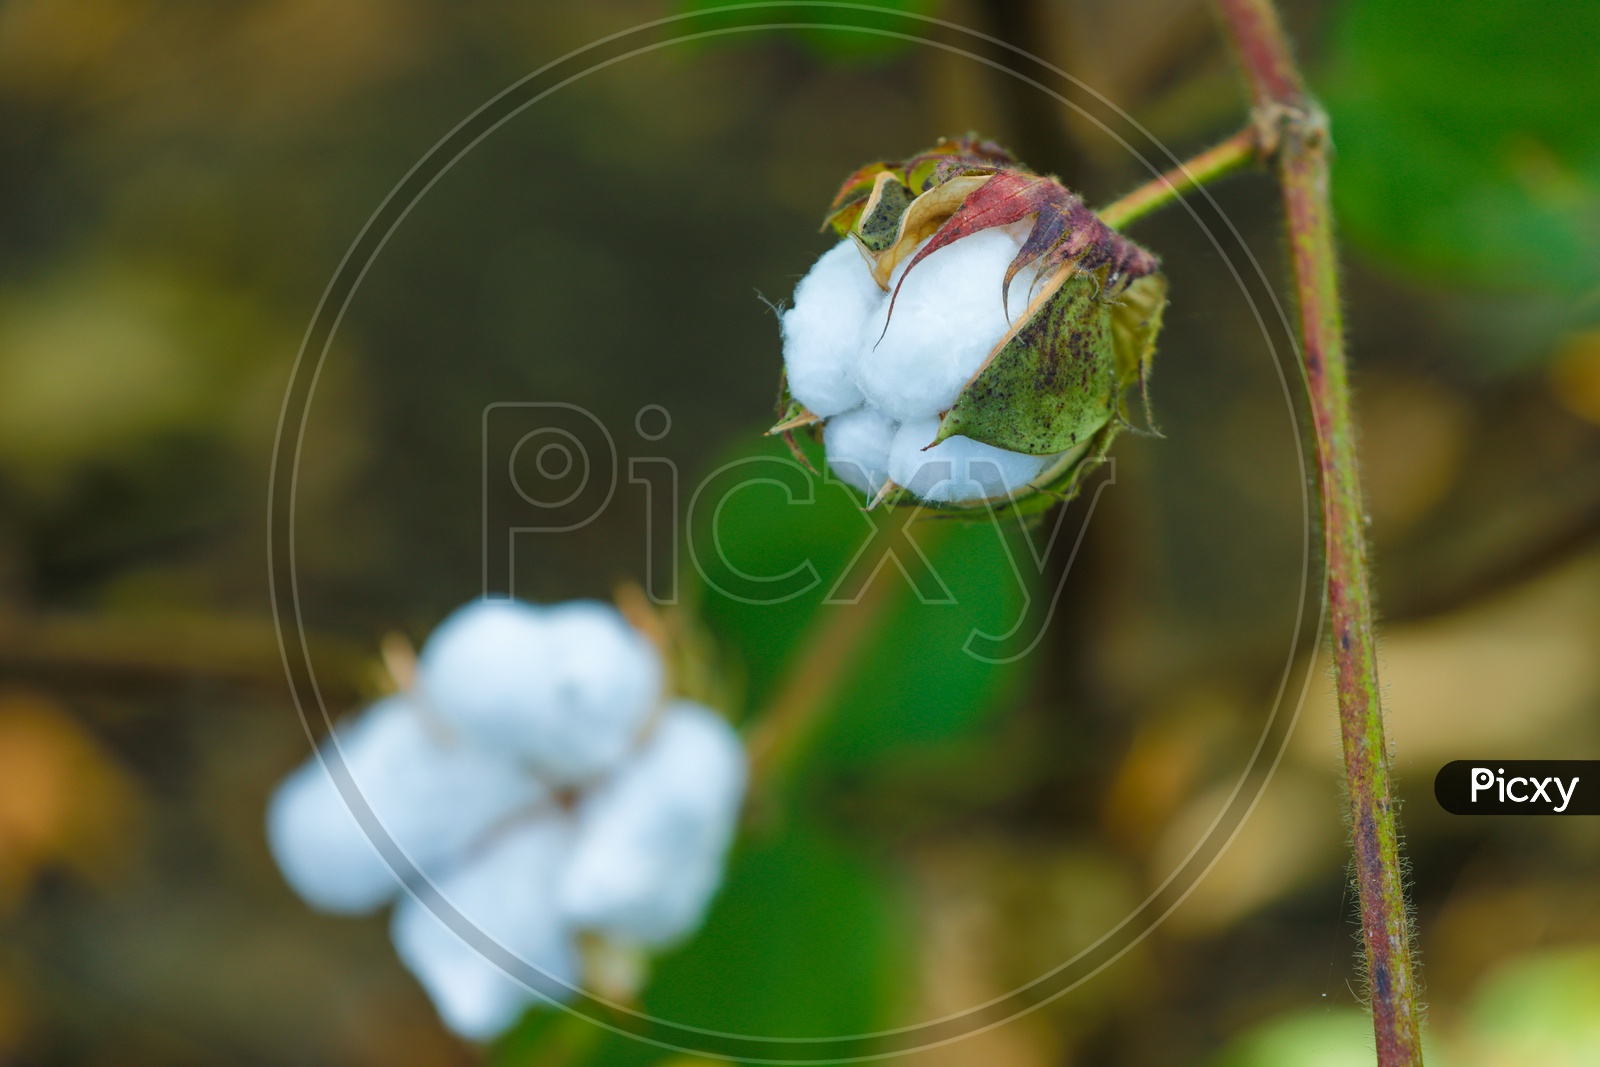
<box><xmin>1324</xmin><ymin>0</ymin><xmax>1600</xmax><ymax>297</ymax></box>
<box><xmin>694</xmin><ymin>439</ymin><xmax>1030</xmax><ymax>767</ymax></box>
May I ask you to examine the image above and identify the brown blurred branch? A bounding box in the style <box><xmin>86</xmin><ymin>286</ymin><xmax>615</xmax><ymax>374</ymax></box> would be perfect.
<box><xmin>0</xmin><ymin>612</ymin><xmax>367</xmax><ymax>703</ymax></box>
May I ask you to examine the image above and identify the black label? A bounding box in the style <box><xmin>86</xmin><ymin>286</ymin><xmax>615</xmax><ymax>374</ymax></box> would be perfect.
<box><xmin>1435</xmin><ymin>760</ymin><xmax>1599</xmax><ymax>815</ymax></box>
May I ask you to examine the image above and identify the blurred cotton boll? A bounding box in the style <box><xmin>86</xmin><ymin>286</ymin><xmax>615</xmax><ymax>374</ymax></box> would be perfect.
<box><xmin>559</xmin><ymin>701</ymin><xmax>748</xmax><ymax>947</ymax></box>
<box><xmin>266</xmin><ymin>597</ymin><xmax>747</xmax><ymax>1041</ymax></box>
<box><xmin>266</xmin><ymin>695</ymin><xmax>548</xmax><ymax>914</ymax></box>
<box><xmin>389</xmin><ymin>819</ymin><xmax>581</xmax><ymax>1040</ymax></box>
<box><xmin>418</xmin><ymin>598</ymin><xmax>663</xmax><ymax>785</ymax></box>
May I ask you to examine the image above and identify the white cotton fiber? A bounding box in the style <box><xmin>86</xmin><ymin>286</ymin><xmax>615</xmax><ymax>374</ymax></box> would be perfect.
<box><xmin>389</xmin><ymin>818</ymin><xmax>580</xmax><ymax>1040</ymax></box>
<box><xmin>266</xmin><ymin>696</ymin><xmax>548</xmax><ymax>914</ymax></box>
<box><xmin>418</xmin><ymin>598</ymin><xmax>662</xmax><ymax>786</ymax></box>
<box><xmin>416</xmin><ymin>598</ymin><xmax>552</xmax><ymax>751</ymax></box>
<box><xmin>531</xmin><ymin>601</ymin><xmax>663</xmax><ymax>783</ymax></box>
<box><xmin>856</xmin><ymin>227</ymin><xmax>1041</xmax><ymax>422</ymax></box>
<box><xmin>557</xmin><ymin>701</ymin><xmax>746</xmax><ymax>948</ymax></box>
<box><xmin>822</xmin><ymin>406</ymin><xmax>897</xmax><ymax>495</ymax></box>
<box><xmin>888</xmin><ymin>417</ymin><xmax>1053</xmax><ymax>505</ymax></box>
<box><xmin>780</xmin><ymin>240</ymin><xmax>881</xmax><ymax>417</ymax></box>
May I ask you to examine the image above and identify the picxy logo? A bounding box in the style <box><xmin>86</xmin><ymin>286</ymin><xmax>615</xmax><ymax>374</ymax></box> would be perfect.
<box><xmin>1469</xmin><ymin>767</ymin><xmax>1579</xmax><ymax>812</ymax></box>
<box><xmin>1435</xmin><ymin>760</ymin><xmax>1596</xmax><ymax>816</ymax></box>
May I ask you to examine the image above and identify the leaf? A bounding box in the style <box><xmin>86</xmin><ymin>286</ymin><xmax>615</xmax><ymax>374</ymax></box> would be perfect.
<box><xmin>810</xmin><ymin>520</ymin><xmax>1033</xmax><ymax>765</ymax></box>
<box><xmin>1322</xmin><ymin>0</ymin><xmax>1600</xmax><ymax>295</ymax></box>
<box><xmin>693</xmin><ymin>438</ymin><xmax>1030</xmax><ymax>718</ymax></box>
<box><xmin>491</xmin><ymin>823</ymin><xmax>910</xmax><ymax>1065</ymax></box>
<box><xmin>823</xmin><ymin>136</ymin><xmax>1018</xmax><ymax>245</ymax></box>
<box><xmin>641</xmin><ymin>824</ymin><xmax>908</xmax><ymax>1038</ymax></box>
<box><xmin>822</xmin><ymin>163</ymin><xmax>893</xmax><ymax>237</ymax></box>
<box><xmin>935</xmin><ymin>270</ymin><xmax>1118</xmax><ymax>455</ymax></box>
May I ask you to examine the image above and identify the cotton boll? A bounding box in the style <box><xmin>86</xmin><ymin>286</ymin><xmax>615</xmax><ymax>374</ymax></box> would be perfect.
<box><xmin>558</xmin><ymin>701</ymin><xmax>746</xmax><ymax>948</ymax></box>
<box><xmin>266</xmin><ymin>697</ymin><xmax>548</xmax><ymax>914</ymax></box>
<box><xmin>390</xmin><ymin>818</ymin><xmax>580</xmax><ymax>1040</ymax></box>
<box><xmin>417</xmin><ymin>598</ymin><xmax>557</xmax><ymax>752</ymax></box>
<box><xmin>888</xmin><ymin>417</ymin><xmax>1053</xmax><ymax>505</ymax></box>
<box><xmin>531</xmin><ymin>601</ymin><xmax>663</xmax><ymax>785</ymax></box>
<box><xmin>856</xmin><ymin>227</ymin><xmax>1041</xmax><ymax>422</ymax></box>
<box><xmin>822</xmin><ymin>406</ymin><xmax>897</xmax><ymax>495</ymax></box>
<box><xmin>780</xmin><ymin>240</ymin><xmax>882</xmax><ymax>417</ymax></box>
<box><xmin>418</xmin><ymin>598</ymin><xmax>663</xmax><ymax>785</ymax></box>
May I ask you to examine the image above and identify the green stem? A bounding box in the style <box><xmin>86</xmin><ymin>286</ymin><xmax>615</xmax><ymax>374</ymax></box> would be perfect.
<box><xmin>1096</xmin><ymin>127</ymin><xmax>1261</xmax><ymax>231</ymax></box>
<box><xmin>1210</xmin><ymin>1</ymin><xmax>1423</xmax><ymax>1064</ymax></box>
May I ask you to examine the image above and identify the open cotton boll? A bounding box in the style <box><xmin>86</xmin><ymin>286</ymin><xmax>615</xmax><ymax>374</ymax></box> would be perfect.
<box><xmin>530</xmin><ymin>601</ymin><xmax>663</xmax><ymax>784</ymax></box>
<box><xmin>417</xmin><ymin>598</ymin><xmax>556</xmax><ymax>752</ymax></box>
<box><xmin>856</xmin><ymin>227</ymin><xmax>1042</xmax><ymax>422</ymax></box>
<box><xmin>390</xmin><ymin>818</ymin><xmax>580</xmax><ymax>1040</ymax></box>
<box><xmin>780</xmin><ymin>240</ymin><xmax>882</xmax><ymax>417</ymax></box>
<box><xmin>822</xmin><ymin>406</ymin><xmax>897</xmax><ymax>495</ymax></box>
<box><xmin>558</xmin><ymin>701</ymin><xmax>746</xmax><ymax>948</ymax></box>
<box><xmin>888</xmin><ymin>417</ymin><xmax>1053</xmax><ymax>505</ymax></box>
<box><xmin>266</xmin><ymin>696</ymin><xmax>548</xmax><ymax>914</ymax></box>
<box><xmin>419</xmin><ymin>598</ymin><xmax>662</xmax><ymax>785</ymax></box>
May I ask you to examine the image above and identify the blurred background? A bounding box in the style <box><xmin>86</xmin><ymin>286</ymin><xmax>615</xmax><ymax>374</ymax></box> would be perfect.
<box><xmin>1</xmin><ymin>0</ymin><xmax>1597</xmax><ymax>1064</ymax></box>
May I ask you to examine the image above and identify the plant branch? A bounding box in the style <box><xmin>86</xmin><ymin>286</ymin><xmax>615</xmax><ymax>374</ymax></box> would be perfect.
<box><xmin>1211</xmin><ymin>1</ymin><xmax>1423</xmax><ymax>1064</ymax></box>
<box><xmin>1096</xmin><ymin>127</ymin><xmax>1261</xmax><ymax>231</ymax></box>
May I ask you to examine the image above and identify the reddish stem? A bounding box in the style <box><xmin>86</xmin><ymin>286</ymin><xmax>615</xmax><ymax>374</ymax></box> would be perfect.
<box><xmin>1212</xmin><ymin>1</ymin><xmax>1424</xmax><ymax>1064</ymax></box>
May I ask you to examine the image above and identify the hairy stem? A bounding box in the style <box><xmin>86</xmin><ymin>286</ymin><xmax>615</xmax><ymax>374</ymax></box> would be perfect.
<box><xmin>1096</xmin><ymin>127</ymin><xmax>1261</xmax><ymax>231</ymax></box>
<box><xmin>1211</xmin><ymin>1</ymin><xmax>1423</xmax><ymax>1063</ymax></box>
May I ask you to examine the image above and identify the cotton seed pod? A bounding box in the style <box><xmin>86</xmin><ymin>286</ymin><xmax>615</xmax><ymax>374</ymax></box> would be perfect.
<box><xmin>775</xmin><ymin>136</ymin><xmax>1168</xmax><ymax>514</ymax></box>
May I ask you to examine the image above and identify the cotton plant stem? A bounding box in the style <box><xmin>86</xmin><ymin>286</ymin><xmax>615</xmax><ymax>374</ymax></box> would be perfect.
<box><xmin>1095</xmin><ymin>127</ymin><xmax>1261</xmax><ymax>231</ymax></box>
<box><xmin>1210</xmin><ymin>1</ymin><xmax>1423</xmax><ymax>1063</ymax></box>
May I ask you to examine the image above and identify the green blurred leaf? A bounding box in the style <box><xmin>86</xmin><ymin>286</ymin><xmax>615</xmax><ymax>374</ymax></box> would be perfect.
<box><xmin>1465</xmin><ymin>943</ymin><xmax>1600</xmax><ymax>1060</ymax></box>
<box><xmin>645</xmin><ymin>822</ymin><xmax>908</xmax><ymax>1037</ymax></box>
<box><xmin>1208</xmin><ymin>1008</ymin><xmax>1447</xmax><ymax>1067</ymax></box>
<box><xmin>815</xmin><ymin>520</ymin><xmax>1029</xmax><ymax>766</ymax></box>
<box><xmin>1322</xmin><ymin>0</ymin><xmax>1600</xmax><ymax>294</ymax></box>
<box><xmin>692</xmin><ymin>438</ymin><xmax>1033</xmax><ymax>768</ymax></box>
<box><xmin>1208</xmin><ymin>1009</ymin><xmax>1377</xmax><ymax>1067</ymax></box>
<box><xmin>494</xmin><ymin>822</ymin><xmax>908</xmax><ymax>1066</ymax></box>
